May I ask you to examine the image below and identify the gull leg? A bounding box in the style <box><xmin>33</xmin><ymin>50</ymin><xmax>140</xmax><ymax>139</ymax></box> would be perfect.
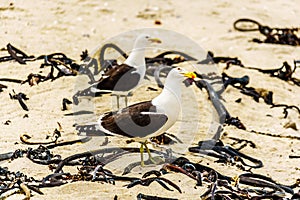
<box><xmin>143</xmin><ymin>141</ymin><xmax>157</xmax><ymax>164</ymax></box>
<box><xmin>116</xmin><ymin>95</ymin><xmax>120</xmax><ymax>109</ymax></box>
<box><xmin>125</xmin><ymin>95</ymin><xmax>128</xmax><ymax>107</ymax></box>
<box><xmin>140</xmin><ymin>143</ymin><xmax>145</xmax><ymax>167</ymax></box>
<box><xmin>140</xmin><ymin>141</ymin><xmax>165</xmax><ymax>166</ymax></box>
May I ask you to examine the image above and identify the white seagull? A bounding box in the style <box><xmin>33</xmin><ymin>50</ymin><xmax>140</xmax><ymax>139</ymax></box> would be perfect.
<box><xmin>90</xmin><ymin>67</ymin><xmax>196</xmax><ymax>166</ymax></box>
<box><xmin>73</xmin><ymin>34</ymin><xmax>161</xmax><ymax>108</ymax></box>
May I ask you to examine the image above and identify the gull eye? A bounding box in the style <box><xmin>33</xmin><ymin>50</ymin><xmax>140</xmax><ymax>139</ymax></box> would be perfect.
<box><xmin>177</xmin><ymin>67</ymin><xmax>181</xmax><ymax>70</ymax></box>
<box><xmin>145</xmin><ymin>36</ymin><xmax>149</xmax><ymax>39</ymax></box>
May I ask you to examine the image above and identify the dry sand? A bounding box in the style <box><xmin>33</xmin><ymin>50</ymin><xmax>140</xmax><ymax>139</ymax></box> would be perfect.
<box><xmin>0</xmin><ymin>0</ymin><xmax>300</xmax><ymax>199</ymax></box>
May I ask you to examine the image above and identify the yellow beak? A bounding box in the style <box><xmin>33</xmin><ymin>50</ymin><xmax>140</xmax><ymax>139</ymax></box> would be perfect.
<box><xmin>148</xmin><ymin>38</ymin><xmax>162</xmax><ymax>44</ymax></box>
<box><xmin>183</xmin><ymin>71</ymin><xmax>197</xmax><ymax>79</ymax></box>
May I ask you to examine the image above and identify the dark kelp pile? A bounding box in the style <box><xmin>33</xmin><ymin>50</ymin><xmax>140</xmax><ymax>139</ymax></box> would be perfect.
<box><xmin>233</xmin><ymin>18</ymin><xmax>300</xmax><ymax>46</ymax></box>
<box><xmin>198</xmin><ymin>51</ymin><xmax>300</xmax><ymax>120</ymax></box>
<box><xmin>1</xmin><ymin>133</ymin><xmax>299</xmax><ymax>199</ymax></box>
<box><xmin>0</xmin><ymin>135</ymin><xmax>299</xmax><ymax>199</ymax></box>
<box><xmin>0</xmin><ymin>44</ymin><xmax>80</xmax><ymax>85</ymax></box>
<box><xmin>1</xmin><ymin>42</ymin><xmax>300</xmax><ymax>199</ymax></box>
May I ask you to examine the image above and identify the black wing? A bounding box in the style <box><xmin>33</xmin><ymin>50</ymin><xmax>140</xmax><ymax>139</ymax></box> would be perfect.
<box><xmin>101</xmin><ymin>101</ymin><xmax>168</xmax><ymax>138</ymax></box>
<box><xmin>97</xmin><ymin>64</ymin><xmax>140</xmax><ymax>92</ymax></box>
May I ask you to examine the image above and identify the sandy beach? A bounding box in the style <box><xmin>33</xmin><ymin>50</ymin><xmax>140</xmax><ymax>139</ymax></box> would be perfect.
<box><xmin>1</xmin><ymin>0</ymin><xmax>300</xmax><ymax>199</ymax></box>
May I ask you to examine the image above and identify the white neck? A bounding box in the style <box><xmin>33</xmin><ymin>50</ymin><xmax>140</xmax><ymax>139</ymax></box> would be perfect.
<box><xmin>152</xmin><ymin>78</ymin><xmax>182</xmax><ymax>108</ymax></box>
<box><xmin>164</xmin><ymin>76</ymin><xmax>182</xmax><ymax>96</ymax></box>
<box><xmin>151</xmin><ymin>78</ymin><xmax>182</xmax><ymax>132</ymax></box>
<box><xmin>124</xmin><ymin>48</ymin><xmax>146</xmax><ymax>68</ymax></box>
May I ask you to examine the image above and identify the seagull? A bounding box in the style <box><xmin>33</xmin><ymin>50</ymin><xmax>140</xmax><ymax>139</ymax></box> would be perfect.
<box><xmin>73</xmin><ymin>34</ymin><xmax>161</xmax><ymax>109</ymax></box>
<box><xmin>77</xmin><ymin>67</ymin><xmax>196</xmax><ymax>166</ymax></box>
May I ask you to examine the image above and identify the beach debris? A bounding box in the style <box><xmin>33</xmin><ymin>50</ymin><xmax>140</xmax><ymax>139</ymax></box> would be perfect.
<box><xmin>188</xmin><ymin>139</ymin><xmax>263</xmax><ymax>169</ymax></box>
<box><xmin>0</xmin><ymin>77</ymin><xmax>24</xmax><ymax>84</ymax></box>
<box><xmin>249</xmin><ymin>129</ymin><xmax>300</xmax><ymax>140</ymax></box>
<box><xmin>233</xmin><ymin>18</ymin><xmax>300</xmax><ymax>46</ymax></box>
<box><xmin>154</xmin><ymin>20</ymin><xmax>162</xmax><ymax>25</ymax></box>
<box><xmin>162</xmin><ymin>157</ymin><xmax>297</xmax><ymax>199</ymax></box>
<box><xmin>224</xmin><ymin>116</ymin><xmax>246</xmax><ymax>130</ymax></box>
<box><xmin>222</xmin><ymin>73</ymin><xmax>273</xmax><ymax>104</ymax></box>
<box><xmin>0</xmin><ymin>132</ymin><xmax>298</xmax><ymax>199</ymax></box>
<box><xmin>1</xmin><ymin>138</ymin><xmax>91</xmax><ymax>165</ymax></box>
<box><xmin>227</xmin><ymin>136</ymin><xmax>256</xmax><ymax>151</ymax></box>
<box><xmin>19</xmin><ymin>124</ymin><xmax>91</xmax><ymax>149</ymax></box>
<box><xmin>271</xmin><ymin>104</ymin><xmax>300</xmax><ymax>118</ymax></box>
<box><xmin>283</xmin><ymin>121</ymin><xmax>297</xmax><ymax>130</ymax></box>
<box><xmin>23</xmin><ymin>72</ymin><xmax>62</xmax><ymax>86</ymax></box>
<box><xmin>162</xmin><ymin>157</ymin><xmax>231</xmax><ymax>183</ymax></box>
<box><xmin>45</xmin><ymin>136</ymin><xmax>91</xmax><ymax>150</ymax></box>
<box><xmin>289</xmin><ymin>155</ymin><xmax>300</xmax><ymax>159</ymax></box>
<box><xmin>292</xmin><ymin>191</ymin><xmax>300</xmax><ymax>199</ymax></box>
<box><xmin>1</xmin><ymin>37</ymin><xmax>299</xmax><ymax>200</ymax></box>
<box><xmin>243</xmin><ymin>61</ymin><xmax>300</xmax><ymax>87</ymax></box>
<box><xmin>53</xmin><ymin>146</ymin><xmax>172</xmax><ymax>174</ymax></box>
<box><xmin>240</xmin><ymin>87</ymin><xmax>273</xmax><ymax>105</ymax></box>
<box><xmin>20</xmin><ymin>128</ymin><xmax>61</xmax><ymax>145</ymax></box>
<box><xmin>150</xmin><ymin>132</ymin><xmax>182</xmax><ymax>145</ymax></box>
<box><xmin>0</xmin><ymin>167</ymin><xmax>42</xmax><ymax>199</ymax></box>
<box><xmin>61</xmin><ymin>98</ymin><xmax>72</xmax><ymax>111</ymax></box>
<box><xmin>0</xmin><ymin>2</ymin><xmax>15</xmax><ymax>11</ymax></box>
<box><xmin>4</xmin><ymin>120</ymin><xmax>11</xmax><ymax>125</ymax></box>
<box><xmin>192</xmin><ymin>73</ymin><xmax>246</xmax><ymax>131</ymax></box>
<box><xmin>222</xmin><ymin>72</ymin><xmax>249</xmax><ymax>89</ymax></box>
<box><xmin>0</xmin><ymin>152</ymin><xmax>14</xmax><ymax>161</ymax></box>
<box><xmin>0</xmin><ymin>44</ymin><xmax>82</xmax><ymax>87</ymax></box>
<box><xmin>19</xmin><ymin>181</ymin><xmax>31</xmax><ymax>200</ymax></box>
<box><xmin>220</xmin><ymin>72</ymin><xmax>300</xmax><ymax>118</ymax></box>
<box><xmin>145</xmin><ymin>50</ymin><xmax>196</xmax><ymax>69</ymax></box>
<box><xmin>127</xmin><ymin>176</ymin><xmax>182</xmax><ymax>193</ymax></box>
<box><xmin>100</xmin><ymin>137</ymin><xmax>110</xmax><ymax>146</ymax></box>
<box><xmin>0</xmin><ymin>43</ymin><xmax>35</xmax><ymax>64</ymax></box>
<box><xmin>9</xmin><ymin>90</ymin><xmax>29</xmax><ymax>111</ymax></box>
<box><xmin>208</xmin><ymin>50</ymin><xmax>300</xmax><ymax>87</ymax></box>
<box><xmin>142</xmin><ymin>170</ymin><xmax>162</xmax><ymax>178</ymax></box>
<box><xmin>235</xmin><ymin>98</ymin><xmax>242</xmax><ymax>103</ymax></box>
<box><xmin>37</xmin><ymin>53</ymin><xmax>79</xmax><ymax>76</ymax></box>
<box><xmin>0</xmin><ymin>83</ymin><xmax>7</xmax><ymax>92</ymax></box>
<box><xmin>80</xmin><ymin>49</ymin><xmax>89</xmax><ymax>61</ymax></box>
<box><xmin>146</xmin><ymin>86</ymin><xmax>158</xmax><ymax>91</ymax></box>
<box><xmin>137</xmin><ymin>193</ymin><xmax>178</xmax><ymax>200</ymax></box>
<box><xmin>23</xmin><ymin>73</ymin><xmax>48</xmax><ymax>86</ymax></box>
<box><xmin>198</xmin><ymin>51</ymin><xmax>243</xmax><ymax>68</ymax></box>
